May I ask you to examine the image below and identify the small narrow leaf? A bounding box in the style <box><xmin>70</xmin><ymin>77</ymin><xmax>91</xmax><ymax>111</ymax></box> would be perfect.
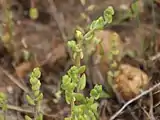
<box><xmin>104</xmin><ymin>6</ymin><xmax>114</xmax><ymax>15</ymax></box>
<box><xmin>30</xmin><ymin>77</ymin><xmax>38</xmax><ymax>85</ymax></box>
<box><xmin>78</xmin><ymin>66</ymin><xmax>86</xmax><ymax>74</ymax></box>
<box><xmin>73</xmin><ymin>93</ymin><xmax>85</xmax><ymax>102</ymax></box>
<box><xmin>36</xmin><ymin>113</ymin><xmax>43</xmax><ymax>120</ymax></box>
<box><xmin>26</xmin><ymin>95</ymin><xmax>35</xmax><ymax>105</ymax></box>
<box><xmin>100</xmin><ymin>90</ymin><xmax>111</xmax><ymax>98</ymax></box>
<box><xmin>65</xmin><ymin>117</ymin><xmax>71</xmax><ymax>120</ymax></box>
<box><xmin>77</xmin><ymin>74</ymin><xmax>86</xmax><ymax>90</ymax></box>
<box><xmin>34</xmin><ymin>90</ymin><xmax>40</xmax><ymax>97</ymax></box>
<box><xmin>32</xmin><ymin>67</ymin><xmax>41</xmax><ymax>78</ymax></box>
<box><xmin>90</xmin><ymin>16</ymin><xmax>104</xmax><ymax>30</ymax></box>
<box><xmin>75</xmin><ymin>30</ymin><xmax>83</xmax><ymax>40</ymax></box>
<box><xmin>2</xmin><ymin>104</ymin><xmax>7</xmax><ymax>111</ymax></box>
<box><xmin>35</xmin><ymin>93</ymin><xmax>43</xmax><ymax>101</ymax></box>
<box><xmin>31</xmin><ymin>81</ymin><xmax>41</xmax><ymax>91</ymax></box>
<box><xmin>25</xmin><ymin>115</ymin><xmax>32</xmax><ymax>120</ymax></box>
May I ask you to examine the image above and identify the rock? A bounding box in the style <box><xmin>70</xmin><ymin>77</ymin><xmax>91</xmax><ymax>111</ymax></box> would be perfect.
<box><xmin>114</xmin><ymin>64</ymin><xmax>149</xmax><ymax>100</ymax></box>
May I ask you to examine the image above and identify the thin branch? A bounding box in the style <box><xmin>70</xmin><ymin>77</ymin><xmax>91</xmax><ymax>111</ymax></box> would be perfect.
<box><xmin>47</xmin><ymin>0</ymin><xmax>67</xmax><ymax>42</ymax></box>
<box><xmin>2</xmin><ymin>104</ymin><xmax>69</xmax><ymax>119</ymax></box>
<box><xmin>149</xmin><ymin>92</ymin><xmax>156</xmax><ymax>120</ymax></box>
<box><xmin>1</xmin><ymin>104</ymin><xmax>34</xmax><ymax>114</ymax></box>
<box><xmin>150</xmin><ymin>52</ymin><xmax>160</xmax><ymax>61</ymax></box>
<box><xmin>154</xmin><ymin>101</ymin><xmax>160</xmax><ymax>108</ymax></box>
<box><xmin>0</xmin><ymin>67</ymin><xmax>29</xmax><ymax>93</ymax></box>
<box><xmin>47</xmin><ymin>0</ymin><xmax>72</xmax><ymax>59</ymax></box>
<box><xmin>109</xmin><ymin>82</ymin><xmax>160</xmax><ymax>120</ymax></box>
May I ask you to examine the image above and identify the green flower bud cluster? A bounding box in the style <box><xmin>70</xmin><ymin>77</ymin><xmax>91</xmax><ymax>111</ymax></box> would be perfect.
<box><xmin>25</xmin><ymin>67</ymin><xmax>43</xmax><ymax>120</ymax></box>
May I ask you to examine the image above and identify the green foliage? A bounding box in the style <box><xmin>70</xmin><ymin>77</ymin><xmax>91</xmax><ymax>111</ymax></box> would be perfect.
<box><xmin>26</xmin><ymin>67</ymin><xmax>43</xmax><ymax>105</ymax></box>
<box><xmin>25</xmin><ymin>67</ymin><xmax>43</xmax><ymax>120</ymax></box>
<box><xmin>0</xmin><ymin>92</ymin><xmax>7</xmax><ymax>111</ymax></box>
<box><xmin>0</xmin><ymin>92</ymin><xmax>7</xmax><ymax>120</ymax></box>
<box><xmin>25</xmin><ymin>115</ymin><xmax>32</xmax><ymax>120</ymax></box>
<box><xmin>131</xmin><ymin>0</ymin><xmax>139</xmax><ymax>16</ymax></box>
<box><xmin>61</xmin><ymin>6</ymin><xmax>114</xmax><ymax>120</ymax></box>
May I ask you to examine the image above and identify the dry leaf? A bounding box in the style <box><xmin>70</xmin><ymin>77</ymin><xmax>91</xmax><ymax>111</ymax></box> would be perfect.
<box><xmin>114</xmin><ymin>64</ymin><xmax>149</xmax><ymax>100</ymax></box>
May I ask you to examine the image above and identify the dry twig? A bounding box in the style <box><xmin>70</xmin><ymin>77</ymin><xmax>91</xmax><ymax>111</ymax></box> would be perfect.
<box><xmin>0</xmin><ymin>67</ymin><xmax>29</xmax><ymax>93</ymax></box>
<box><xmin>110</xmin><ymin>82</ymin><xmax>160</xmax><ymax>120</ymax></box>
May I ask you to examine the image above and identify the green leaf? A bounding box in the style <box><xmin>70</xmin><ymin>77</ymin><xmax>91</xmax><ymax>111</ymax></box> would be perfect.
<box><xmin>32</xmin><ymin>67</ymin><xmax>41</xmax><ymax>78</ymax></box>
<box><xmin>86</xmin><ymin>97</ymin><xmax>94</xmax><ymax>105</ymax></box>
<box><xmin>35</xmin><ymin>93</ymin><xmax>43</xmax><ymax>101</ymax></box>
<box><xmin>75</xmin><ymin>30</ymin><xmax>83</xmax><ymax>40</ymax></box>
<box><xmin>73</xmin><ymin>52</ymin><xmax>77</xmax><ymax>60</ymax></box>
<box><xmin>67</xmin><ymin>82</ymin><xmax>76</xmax><ymax>92</ymax></box>
<box><xmin>73</xmin><ymin>93</ymin><xmax>85</xmax><ymax>103</ymax></box>
<box><xmin>107</xmin><ymin>71</ymin><xmax>114</xmax><ymax>77</ymax></box>
<box><xmin>90</xmin><ymin>16</ymin><xmax>104</xmax><ymax>30</ymax></box>
<box><xmin>103</xmin><ymin>6</ymin><xmax>114</xmax><ymax>24</ymax></box>
<box><xmin>26</xmin><ymin>95</ymin><xmax>35</xmax><ymax>105</ymax></box>
<box><xmin>0</xmin><ymin>92</ymin><xmax>7</xmax><ymax>100</ymax></box>
<box><xmin>23</xmin><ymin>50</ymin><xmax>31</xmax><ymax>61</ymax></box>
<box><xmin>85</xmin><ymin>31</ymin><xmax>94</xmax><ymax>41</ymax></box>
<box><xmin>104</xmin><ymin>6</ymin><xmax>114</xmax><ymax>16</ymax></box>
<box><xmin>30</xmin><ymin>77</ymin><xmax>38</xmax><ymax>85</ymax></box>
<box><xmin>29</xmin><ymin>8</ymin><xmax>39</xmax><ymax>20</ymax></box>
<box><xmin>34</xmin><ymin>90</ymin><xmax>40</xmax><ymax>97</ymax></box>
<box><xmin>87</xmin><ymin>110</ymin><xmax>96</xmax><ymax>120</ymax></box>
<box><xmin>111</xmin><ymin>61</ymin><xmax>118</xmax><ymax>68</ymax></box>
<box><xmin>90</xmin><ymin>89</ymin><xmax>98</xmax><ymax>99</ymax></box>
<box><xmin>65</xmin><ymin>92</ymin><xmax>73</xmax><ymax>104</ymax></box>
<box><xmin>80</xmin><ymin>51</ymin><xmax>84</xmax><ymax>59</ymax></box>
<box><xmin>36</xmin><ymin>113</ymin><xmax>43</xmax><ymax>120</ymax></box>
<box><xmin>90</xmin><ymin>103</ymin><xmax>98</xmax><ymax>112</ymax></box>
<box><xmin>64</xmin><ymin>117</ymin><xmax>71</xmax><ymax>120</ymax></box>
<box><xmin>131</xmin><ymin>1</ymin><xmax>139</xmax><ymax>15</ymax></box>
<box><xmin>25</xmin><ymin>115</ymin><xmax>32</xmax><ymax>120</ymax></box>
<box><xmin>78</xmin><ymin>66</ymin><xmax>86</xmax><ymax>74</ymax></box>
<box><xmin>93</xmin><ymin>37</ymin><xmax>101</xmax><ymax>45</ymax></box>
<box><xmin>62</xmin><ymin>75</ymin><xmax>71</xmax><ymax>85</ymax></box>
<box><xmin>99</xmin><ymin>90</ymin><xmax>111</xmax><ymax>99</ymax></box>
<box><xmin>67</xmin><ymin>41</ymin><xmax>76</xmax><ymax>49</ymax></box>
<box><xmin>111</xmin><ymin>49</ymin><xmax>120</xmax><ymax>55</ymax></box>
<box><xmin>90</xmin><ymin>85</ymin><xmax>102</xmax><ymax>100</ymax></box>
<box><xmin>104</xmin><ymin>14</ymin><xmax>113</xmax><ymax>24</ymax></box>
<box><xmin>77</xmin><ymin>74</ymin><xmax>86</xmax><ymax>90</ymax></box>
<box><xmin>31</xmin><ymin>81</ymin><xmax>41</xmax><ymax>91</ymax></box>
<box><xmin>84</xmin><ymin>114</ymin><xmax>90</xmax><ymax>120</ymax></box>
<box><xmin>126</xmin><ymin>50</ymin><xmax>137</xmax><ymax>58</ymax></box>
<box><xmin>2</xmin><ymin>104</ymin><xmax>7</xmax><ymax>111</ymax></box>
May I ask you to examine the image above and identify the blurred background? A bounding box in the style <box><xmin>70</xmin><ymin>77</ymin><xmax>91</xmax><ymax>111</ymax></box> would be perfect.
<box><xmin>0</xmin><ymin>0</ymin><xmax>160</xmax><ymax>120</ymax></box>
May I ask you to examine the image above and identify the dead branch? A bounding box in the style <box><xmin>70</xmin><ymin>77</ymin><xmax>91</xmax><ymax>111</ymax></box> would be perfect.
<box><xmin>110</xmin><ymin>82</ymin><xmax>160</xmax><ymax>120</ymax></box>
